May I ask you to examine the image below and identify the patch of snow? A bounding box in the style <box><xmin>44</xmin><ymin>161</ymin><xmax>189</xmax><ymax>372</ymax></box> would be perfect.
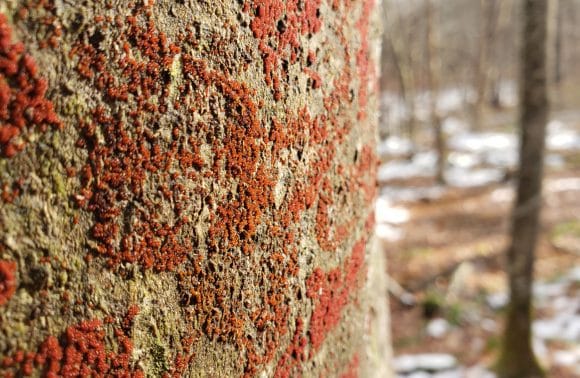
<box><xmin>546</xmin><ymin>178</ymin><xmax>580</xmax><ymax>192</ymax></box>
<box><xmin>481</xmin><ymin>318</ymin><xmax>498</xmax><ymax>332</ymax></box>
<box><xmin>552</xmin><ymin>349</ymin><xmax>580</xmax><ymax>367</ymax></box>
<box><xmin>552</xmin><ymin>296</ymin><xmax>578</xmax><ymax>314</ymax></box>
<box><xmin>490</xmin><ymin>187</ymin><xmax>514</xmax><ymax>203</ymax></box>
<box><xmin>483</xmin><ymin>148</ymin><xmax>518</xmax><ymax>168</ymax></box>
<box><xmin>394</xmin><ymin>354</ymin><xmax>457</xmax><ymax>374</ymax></box>
<box><xmin>566</xmin><ymin>266</ymin><xmax>580</xmax><ymax>282</ymax></box>
<box><xmin>449</xmin><ymin>132</ymin><xmax>516</xmax><ymax>154</ymax></box>
<box><xmin>533</xmin><ymin>281</ymin><xmax>569</xmax><ymax>299</ymax></box>
<box><xmin>437</xmin><ymin>88</ymin><xmax>472</xmax><ymax>114</ymax></box>
<box><xmin>548</xmin><ymin>119</ymin><xmax>567</xmax><ymax>132</ymax></box>
<box><xmin>533</xmin><ymin>313</ymin><xmax>580</xmax><ymax>341</ymax></box>
<box><xmin>432</xmin><ymin>370</ymin><xmax>463</xmax><ymax>378</ymax></box>
<box><xmin>375</xmin><ymin>197</ymin><xmax>410</xmax><ymax>225</ymax></box>
<box><xmin>442</xmin><ymin>117</ymin><xmax>467</xmax><ymax>133</ymax></box>
<box><xmin>404</xmin><ymin>372</ymin><xmax>432</xmax><ymax>378</ymax></box>
<box><xmin>547</xmin><ymin>130</ymin><xmax>580</xmax><ymax>151</ymax></box>
<box><xmin>534</xmin><ymin>319</ymin><xmax>563</xmax><ymax>340</ymax></box>
<box><xmin>381</xmin><ymin>185</ymin><xmax>446</xmax><ymax>203</ymax></box>
<box><xmin>446</xmin><ymin>167</ymin><xmax>504</xmax><ymax>188</ymax></box>
<box><xmin>448</xmin><ymin>152</ymin><xmax>481</xmax><ymax>169</ymax></box>
<box><xmin>375</xmin><ymin>224</ymin><xmax>404</xmax><ymax>242</ymax></box>
<box><xmin>426</xmin><ymin>318</ymin><xmax>450</xmax><ymax>338</ymax></box>
<box><xmin>465</xmin><ymin>366</ymin><xmax>497</xmax><ymax>378</ymax></box>
<box><xmin>545</xmin><ymin>154</ymin><xmax>565</xmax><ymax>168</ymax></box>
<box><xmin>562</xmin><ymin>316</ymin><xmax>580</xmax><ymax>341</ymax></box>
<box><xmin>533</xmin><ymin>337</ymin><xmax>549</xmax><ymax>361</ymax></box>
<box><xmin>497</xmin><ymin>81</ymin><xmax>517</xmax><ymax>107</ymax></box>
<box><xmin>486</xmin><ymin>292</ymin><xmax>508</xmax><ymax>310</ymax></box>
<box><xmin>378</xmin><ymin>151</ymin><xmax>437</xmax><ymax>181</ymax></box>
<box><xmin>377</xmin><ymin>136</ymin><xmax>415</xmax><ymax>157</ymax></box>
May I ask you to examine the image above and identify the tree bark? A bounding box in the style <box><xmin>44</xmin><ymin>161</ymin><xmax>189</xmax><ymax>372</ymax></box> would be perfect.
<box><xmin>0</xmin><ymin>1</ymin><xmax>388</xmax><ymax>376</ymax></box>
<box><xmin>474</xmin><ymin>0</ymin><xmax>500</xmax><ymax>126</ymax></box>
<box><xmin>496</xmin><ymin>0</ymin><xmax>549</xmax><ymax>377</ymax></box>
<box><xmin>425</xmin><ymin>0</ymin><xmax>445</xmax><ymax>185</ymax></box>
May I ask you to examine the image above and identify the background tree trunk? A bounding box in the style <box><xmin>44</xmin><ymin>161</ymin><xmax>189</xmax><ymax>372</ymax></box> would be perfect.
<box><xmin>0</xmin><ymin>1</ymin><xmax>389</xmax><ymax>376</ymax></box>
<box><xmin>425</xmin><ymin>0</ymin><xmax>445</xmax><ymax>185</ymax></box>
<box><xmin>473</xmin><ymin>0</ymin><xmax>500</xmax><ymax>127</ymax></box>
<box><xmin>496</xmin><ymin>0</ymin><xmax>549</xmax><ymax>377</ymax></box>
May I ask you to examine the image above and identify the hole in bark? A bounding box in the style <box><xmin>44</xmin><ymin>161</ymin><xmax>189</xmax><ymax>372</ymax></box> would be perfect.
<box><xmin>88</xmin><ymin>30</ymin><xmax>105</xmax><ymax>49</ymax></box>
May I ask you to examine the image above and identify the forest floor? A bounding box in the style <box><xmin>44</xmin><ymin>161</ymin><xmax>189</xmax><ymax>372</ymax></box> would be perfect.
<box><xmin>379</xmin><ymin>107</ymin><xmax>580</xmax><ymax>377</ymax></box>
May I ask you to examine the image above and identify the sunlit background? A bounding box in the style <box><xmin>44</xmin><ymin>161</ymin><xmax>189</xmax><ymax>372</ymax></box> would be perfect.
<box><xmin>376</xmin><ymin>1</ymin><xmax>580</xmax><ymax>377</ymax></box>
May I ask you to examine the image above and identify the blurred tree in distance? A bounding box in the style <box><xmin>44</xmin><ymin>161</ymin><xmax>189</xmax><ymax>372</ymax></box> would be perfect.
<box><xmin>496</xmin><ymin>0</ymin><xmax>549</xmax><ymax>377</ymax></box>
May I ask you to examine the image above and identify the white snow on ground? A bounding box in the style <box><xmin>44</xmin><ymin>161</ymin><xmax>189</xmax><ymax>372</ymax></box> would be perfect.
<box><xmin>442</xmin><ymin>117</ymin><xmax>468</xmax><ymax>134</ymax></box>
<box><xmin>445</xmin><ymin>167</ymin><xmax>504</xmax><ymax>188</ymax></box>
<box><xmin>375</xmin><ymin>197</ymin><xmax>410</xmax><ymax>224</ymax></box>
<box><xmin>374</xmin><ymin>196</ymin><xmax>410</xmax><ymax>242</ymax></box>
<box><xmin>447</xmin><ymin>152</ymin><xmax>481</xmax><ymax>169</ymax></box>
<box><xmin>378</xmin><ymin>136</ymin><xmax>415</xmax><ymax>157</ymax></box>
<box><xmin>547</xmin><ymin>130</ymin><xmax>580</xmax><ymax>150</ymax></box>
<box><xmin>490</xmin><ymin>187</ymin><xmax>514</xmax><ymax>203</ymax></box>
<box><xmin>448</xmin><ymin>132</ymin><xmax>517</xmax><ymax>154</ymax></box>
<box><xmin>546</xmin><ymin>177</ymin><xmax>580</xmax><ymax>192</ymax></box>
<box><xmin>380</xmin><ymin>185</ymin><xmax>446</xmax><ymax>203</ymax></box>
<box><xmin>378</xmin><ymin>151</ymin><xmax>437</xmax><ymax>181</ymax></box>
<box><xmin>394</xmin><ymin>354</ymin><xmax>458</xmax><ymax>374</ymax></box>
<box><xmin>379</xmin><ymin>107</ymin><xmax>580</xmax><ymax>377</ymax></box>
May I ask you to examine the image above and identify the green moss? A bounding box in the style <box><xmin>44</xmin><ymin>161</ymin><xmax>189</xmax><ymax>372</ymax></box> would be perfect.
<box><xmin>551</xmin><ymin>220</ymin><xmax>580</xmax><ymax>239</ymax></box>
<box><xmin>150</xmin><ymin>341</ymin><xmax>169</xmax><ymax>375</ymax></box>
<box><xmin>445</xmin><ymin>303</ymin><xmax>463</xmax><ymax>326</ymax></box>
<box><xmin>421</xmin><ymin>289</ymin><xmax>444</xmax><ymax>318</ymax></box>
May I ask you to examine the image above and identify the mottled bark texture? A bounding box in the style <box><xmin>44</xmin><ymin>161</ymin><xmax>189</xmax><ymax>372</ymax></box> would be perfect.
<box><xmin>0</xmin><ymin>0</ymin><xmax>387</xmax><ymax>377</ymax></box>
<box><xmin>496</xmin><ymin>0</ymin><xmax>548</xmax><ymax>377</ymax></box>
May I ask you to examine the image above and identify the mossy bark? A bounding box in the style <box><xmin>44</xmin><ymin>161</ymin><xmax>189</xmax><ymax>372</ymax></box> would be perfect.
<box><xmin>0</xmin><ymin>0</ymin><xmax>388</xmax><ymax>376</ymax></box>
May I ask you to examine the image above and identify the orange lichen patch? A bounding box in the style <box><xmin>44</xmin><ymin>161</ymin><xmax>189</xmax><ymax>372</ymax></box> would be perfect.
<box><xmin>306</xmin><ymin>237</ymin><xmax>366</xmax><ymax>351</ymax></box>
<box><xmin>245</xmin><ymin>0</ymin><xmax>323</xmax><ymax>99</ymax></box>
<box><xmin>0</xmin><ymin>259</ymin><xmax>17</xmax><ymax>306</ymax></box>
<box><xmin>0</xmin><ymin>308</ymin><xmax>142</xmax><ymax>377</ymax></box>
<box><xmin>71</xmin><ymin>9</ymin><xmax>194</xmax><ymax>271</ymax></box>
<box><xmin>61</xmin><ymin>0</ymin><xmax>377</xmax><ymax>375</ymax></box>
<box><xmin>274</xmin><ymin>318</ymin><xmax>308</xmax><ymax>378</ymax></box>
<box><xmin>0</xmin><ymin>13</ymin><xmax>62</xmax><ymax>158</ymax></box>
<box><xmin>273</xmin><ymin>237</ymin><xmax>368</xmax><ymax>376</ymax></box>
<box><xmin>1</xmin><ymin>178</ymin><xmax>24</xmax><ymax>203</ymax></box>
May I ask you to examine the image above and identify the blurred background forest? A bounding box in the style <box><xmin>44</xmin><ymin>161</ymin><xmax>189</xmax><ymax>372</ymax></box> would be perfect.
<box><xmin>377</xmin><ymin>0</ymin><xmax>580</xmax><ymax>377</ymax></box>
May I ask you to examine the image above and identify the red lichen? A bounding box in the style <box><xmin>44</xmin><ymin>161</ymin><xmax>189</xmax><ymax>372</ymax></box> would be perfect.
<box><xmin>245</xmin><ymin>0</ymin><xmax>323</xmax><ymax>99</ymax></box>
<box><xmin>306</xmin><ymin>238</ymin><xmax>366</xmax><ymax>351</ymax></box>
<box><xmin>0</xmin><ymin>309</ymin><xmax>142</xmax><ymax>377</ymax></box>
<box><xmin>1</xmin><ymin>178</ymin><xmax>24</xmax><ymax>203</ymax></box>
<box><xmin>0</xmin><ymin>259</ymin><xmax>17</xmax><ymax>306</ymax></box>
<box><xmin>55</xmin><ymin>0</ymin><xmax>378</xmax><ymax>375</ymax></box>
<box><xmin>0</xmin><ymin>13</ymin><xmax>62</xmax><ymax>158</ymax></box>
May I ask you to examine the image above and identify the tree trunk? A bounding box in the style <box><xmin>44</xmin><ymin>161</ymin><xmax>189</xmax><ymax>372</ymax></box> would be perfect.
<box><xmin>546</xmin><ymin>0</ymin><xmax>562</xmax><ymax>96</ymax></box>
<box><xmin>474</xmin><ymin>0</ymin><xmax>501</xmax><ymax>125</ymax></box>
<box><xmin>425</xmin><ymin>0</ymin><xmax>445</xmax><ymax>185</ymax></box>
<box><xmin>496</xmin><ymin>0</ymin><xmax>549</xmax><ymax>377</ymax></box>
<box><xmin>384</xmin><ymin>30</ymin><xmax>417</xmax><ymax>149</ymax></box>
<box><xmin>0</xmin><ymin>1</ymin><xmax>389</xmax><ymax>377</ymax></box>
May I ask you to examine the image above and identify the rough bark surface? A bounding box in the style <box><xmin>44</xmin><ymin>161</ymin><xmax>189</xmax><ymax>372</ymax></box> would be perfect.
<box><xmin>0</xmin><ymin>0</ymin><xmax>386</xmax><ymax>377</ymax></box>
